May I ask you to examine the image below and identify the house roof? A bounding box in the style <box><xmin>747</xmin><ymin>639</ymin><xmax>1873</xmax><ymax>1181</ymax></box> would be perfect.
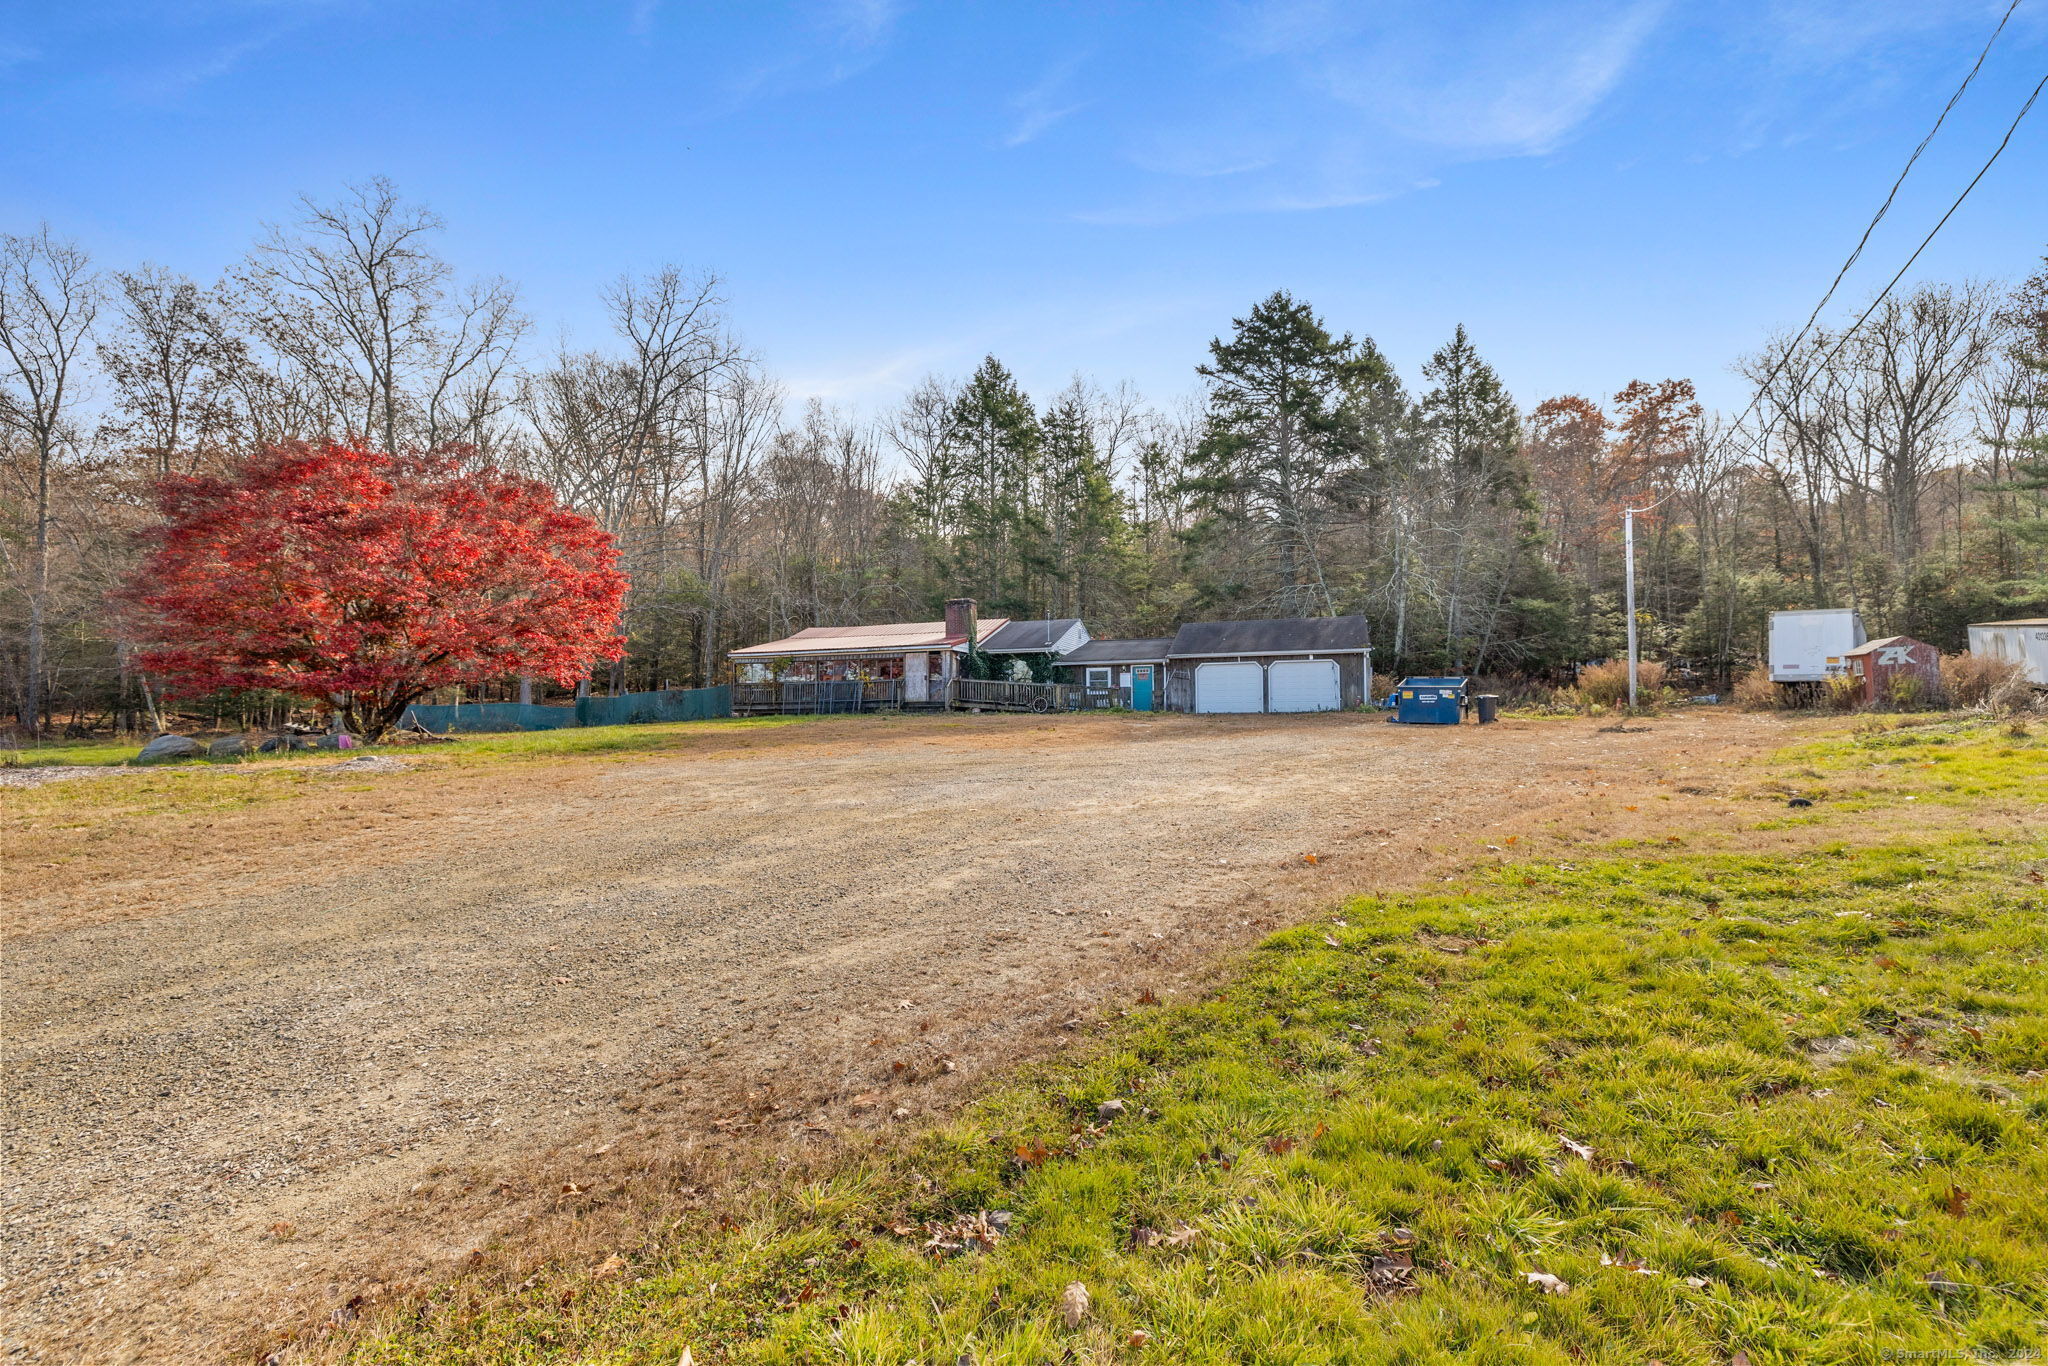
<box><xmin>979</xmin><ymin>618</ymin><xmax>1084</xmax><ymax>653</ymax></box>
<box><xmin>1167</xmin><ymin>615</ymin><xmax>1371</xmax><ymax>658</ymax></box>
<box><xmin>1971</xmin><ymin>619</ymin><xmax>2048</xmax><ymax>627</ymax></box>
<box><xmin>1844</xmin><ymin>635</ymin><xmax>1929</xmax><ymax>655</ymax></box>
<box><xmin>1059</xmin><ymin>637</ymin><xmax>1173</xmax><ymax>666</ymax></box>
<box><xmin>730</xmin><ymin>618</ymin><xmax>1012</xmax><ymax>659</ymax></box>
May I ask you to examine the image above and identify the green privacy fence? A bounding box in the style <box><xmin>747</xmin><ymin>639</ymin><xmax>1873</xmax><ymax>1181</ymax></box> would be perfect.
<box><xmin>401</xmin><ymin>686</ymin><xmax>731</xmax><ymax>733</ymax></box>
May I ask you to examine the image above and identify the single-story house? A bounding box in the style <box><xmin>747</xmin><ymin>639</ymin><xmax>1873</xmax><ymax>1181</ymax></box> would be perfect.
<box><xmin>1162</xmin><ymin>616</ymin><xmax>1373</xmax><ymax>714</ymax></box>
<box><xmin>1842</xmin><ymin>636</ymin><xmax>1942</xmax><ymax>705</ymax></box>
<box><xmin>729</xmin><ymin>599</ymin><xmax>1086</xmax><ymax>705</ymax></box>
<box><xmin>1056</xmin><ymin>638</ymin><xmax>1173</xmax><ymax>710</ymax></box>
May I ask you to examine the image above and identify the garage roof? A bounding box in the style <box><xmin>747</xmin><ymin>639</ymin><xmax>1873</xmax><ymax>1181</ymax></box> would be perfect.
<box><xmin>1168</xmin><ymin>615</ymin><xmax>1370</xmax><ymax>658</ymax></box>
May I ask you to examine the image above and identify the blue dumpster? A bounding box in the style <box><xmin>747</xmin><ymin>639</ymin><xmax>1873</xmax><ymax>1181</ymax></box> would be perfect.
<box><xmin>1385</xmin><ymin>676</ymin><xmax>1468</xmax><ymax>725</ymax></box>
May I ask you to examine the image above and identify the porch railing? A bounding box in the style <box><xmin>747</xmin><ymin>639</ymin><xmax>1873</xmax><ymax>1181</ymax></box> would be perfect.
<box><xmin>953</xmin><ymin>678</ymin><xmax>1082</xmax><ymax>712</ymax></box>
<box><xmin>733</xmin><ymin>679</ymin><xmax>903</xmax><ymax>714</ymax></box>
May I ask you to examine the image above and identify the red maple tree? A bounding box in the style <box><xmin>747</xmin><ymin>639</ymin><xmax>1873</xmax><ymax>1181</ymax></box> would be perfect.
<box><xmin>122</xmin><ymin>441</ymin><xmax>627</xmax><ymax>740</ymax></box>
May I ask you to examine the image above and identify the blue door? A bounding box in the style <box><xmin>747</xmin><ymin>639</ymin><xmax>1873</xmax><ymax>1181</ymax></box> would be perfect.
<box><xmin>1131</xmin><ymin>664</ymin><xmax>1155</xmax><ymax>711</ymax></box>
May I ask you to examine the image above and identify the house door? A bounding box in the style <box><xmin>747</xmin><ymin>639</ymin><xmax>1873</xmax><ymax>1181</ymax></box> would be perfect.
<box><xmin>1131</xmin><ymin>664</ymin><xmax>1154</xmax><ymax>711</ymax></box>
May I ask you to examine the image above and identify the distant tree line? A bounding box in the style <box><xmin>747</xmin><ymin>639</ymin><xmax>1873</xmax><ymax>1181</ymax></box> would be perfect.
<box><xmin>3</xmin><ymin>180</ymin><xmax>2044</xmax><ymax>732</ymax></box>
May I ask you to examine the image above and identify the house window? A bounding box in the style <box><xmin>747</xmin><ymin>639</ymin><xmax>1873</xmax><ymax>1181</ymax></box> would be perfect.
<box><xmin>1085</xmin><ymin>668</ymin><xmax>1111</xmax><ymax>690</ymax></box>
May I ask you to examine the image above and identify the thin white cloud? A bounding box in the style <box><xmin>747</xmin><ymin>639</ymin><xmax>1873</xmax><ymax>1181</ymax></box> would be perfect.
<box><xmin>627</xmin><ymin>0</ymin><xmax>659</xmax><ymax>38</ymax></box>
<box><xmin>1003</xmin><ymin>53</ymin><xmax>1090</xmax><ymax>147</ymax></box>
<box><xmin>788</xmin><ymin>344</ymin><xmax>948</xmax><ymax>403</ymax></box>
<box><xmin>1271</xmin><ymin>0</ymin><xmax>1667</xmax><ymax>154</ymax></box>
<box><xmin>1081</xmin><ymin>0</ymin><xmax>1665</xmax><ymax>222</ymax></box>
<box><xmin>824</xmin><ymin>0</ymin><xmax>900</xmax><ymax>50</ymax></box>
<box><xmin>727</xmin><ymin>0</ymin><xmax>904</xmax><ymax>101</ymax></box>
<box><xmin>133</xmin><ymin>28</ymin><xmax>287</xmax><ymax>98</ymax></box>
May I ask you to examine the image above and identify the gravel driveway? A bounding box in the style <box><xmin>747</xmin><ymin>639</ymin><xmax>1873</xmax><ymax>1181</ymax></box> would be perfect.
<box><xmin>1</xmin><ymin>709</ymin><xmax>1785</xmax><ymax>1362</ymax></box>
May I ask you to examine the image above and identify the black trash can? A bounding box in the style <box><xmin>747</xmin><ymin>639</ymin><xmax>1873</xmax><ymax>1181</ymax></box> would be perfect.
<box><xmin>1473</xmin><ymin>693</ymin><xmax>1500</xmax><ymax>724</ymax></box>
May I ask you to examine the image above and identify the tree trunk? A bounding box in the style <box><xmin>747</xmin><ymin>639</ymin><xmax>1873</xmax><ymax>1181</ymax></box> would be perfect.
<box><xmin>21</xmin><ymin>445</ymin><xmax>48</xmax><ymax>732</ymax></box>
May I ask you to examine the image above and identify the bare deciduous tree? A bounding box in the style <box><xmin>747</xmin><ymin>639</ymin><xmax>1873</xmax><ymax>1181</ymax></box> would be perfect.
<box><xmin>0</xmin><ymin>227</ymin><xmax>101</xmax><ymax>730</ymax></box>
<box><xmin>232</xmin><ymin>177</ymin><xmax>526</xmax><ymax>455</ymax></box>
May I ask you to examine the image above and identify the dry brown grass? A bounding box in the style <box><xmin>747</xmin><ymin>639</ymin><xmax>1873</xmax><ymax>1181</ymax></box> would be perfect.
<box><xmin>1730</xmin><ymin>666</ymin><xmax>1785</xmax><ymax>711</ymax></box>
<box><xmin>1571</xmin><ymin>658</ymin><xmax>1667</xmax><ymax>708</ymax></box>
<box><xmin>1941</xmin><ymin>652</ymin><xmax>2031</xmax><ymax>711</ymax></box>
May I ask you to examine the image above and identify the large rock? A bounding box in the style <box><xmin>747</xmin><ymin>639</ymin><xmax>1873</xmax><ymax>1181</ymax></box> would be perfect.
<box><xmin>313</xmin><ymin>732</ymin><xmax>358</xmax><ymax>750</ymax></box>
<box><xmin>208</xmin><ymin>733</ymin><xmax>259</xmax><ymax>758</ymax></box>
<box><xmin>137</xmin><ymin>734</ymin><xmax>208</xmax><ymax>763</ymax></box>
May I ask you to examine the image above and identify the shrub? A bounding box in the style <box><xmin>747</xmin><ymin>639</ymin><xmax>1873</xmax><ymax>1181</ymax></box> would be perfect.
<box><xmin>1574</xmin><ymin>658</ymin><xmax>1666</xmax><ymax>707</ymax></box>
<box><xmin>1820</xmin><ymin>674</ymin><xmax>1864</xmax><ymax>712</ymax></box>
<box><xmin>1731</xmin><ymin>667</ymin><xmax>1784</xmax><ymax>711</ymax></box>
<box><xmin>1940</xmin><ymin>654</ymin><xmax>2024</xmax><ymax>710</ymax></box>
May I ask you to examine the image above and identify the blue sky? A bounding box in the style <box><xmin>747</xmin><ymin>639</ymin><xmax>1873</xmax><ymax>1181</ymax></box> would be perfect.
<box><xmin>3</xmin><ymin>0</ymin><xmax>2043</xmax><ymax>419</ymax></box>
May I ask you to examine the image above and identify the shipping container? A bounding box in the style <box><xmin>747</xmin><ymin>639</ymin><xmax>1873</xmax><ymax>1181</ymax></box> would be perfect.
<box><xmin>1966</xmin><ymin>619</ymin><xmax>2048</xmax><ymax>689</ymax></box>
<box><xmin>1768</xmin><ymin>609</ymin><xmax>1867</xmax><ymax>684</ymax></box>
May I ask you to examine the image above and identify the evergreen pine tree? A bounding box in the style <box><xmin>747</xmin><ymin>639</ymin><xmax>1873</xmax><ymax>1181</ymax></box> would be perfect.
<box><xmin>945</xmin><ymin>357</ymin><xmax>1042</xmax><ymax>613</ymax></box>
<box><xmin>1192</xmin><ymin>291</ymin><xmax>1390</xmax><ymax>616</ymax></box>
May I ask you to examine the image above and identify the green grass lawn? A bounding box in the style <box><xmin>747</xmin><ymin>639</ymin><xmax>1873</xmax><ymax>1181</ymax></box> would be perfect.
<box><xmin>345</xmin><ymin>722</ymin><xmax>2048</xmax><ymax>1366</ymax></box>
<box><xmin>1</xmin><ymin>715</ymin><xmax>813</xmax><ymax>770</ymax></box>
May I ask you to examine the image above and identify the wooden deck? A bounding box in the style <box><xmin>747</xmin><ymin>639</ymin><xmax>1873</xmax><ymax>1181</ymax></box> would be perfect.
<box><xmin>733</xmin><ymin>678</ymin><xmax>1129</xmax><ymax>715</ymax></box>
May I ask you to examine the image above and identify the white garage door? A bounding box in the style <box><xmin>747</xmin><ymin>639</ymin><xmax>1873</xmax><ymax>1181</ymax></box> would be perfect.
<box><xmin>1268</xmin><ymin>657</ymin><xmax>1341</xmax><ymax>712</ymax></box>
<box><xmin>1194</xmin><ymin>661</ymin><xmax>1265</xmax><ymax>713</ymax></box>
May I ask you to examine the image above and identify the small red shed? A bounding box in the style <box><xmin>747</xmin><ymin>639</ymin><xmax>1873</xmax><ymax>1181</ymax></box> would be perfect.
<box><xmin>1842</xmin><ymin>636</ymin><xmax>1942</xmax><ymax>705</ymax></box>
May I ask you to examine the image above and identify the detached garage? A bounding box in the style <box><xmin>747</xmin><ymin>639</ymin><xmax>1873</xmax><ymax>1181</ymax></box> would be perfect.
<box><xmin>1164</xmin><ymin>616</ymin><xmax>1372</xmax><ymax>714</ymax></box>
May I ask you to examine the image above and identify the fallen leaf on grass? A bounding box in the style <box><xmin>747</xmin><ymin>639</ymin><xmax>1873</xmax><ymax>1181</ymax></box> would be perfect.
<box><xmin>1942</xmin><ymin>1186</ymin><xmax>1970</xmax><ymax>1218</ymax></box>
<box><xmin>1365</xmin><ymin>1250</ymin><xmax>1417</xmax><ymax>1294</ymax></box>
<box><xmin>1265</xmin><ymin>1135</ymin><xmax>1299</xmax><ymax>1155</ymax></box>
<box><xmin>1302</xmin><ymin>853</ymin><xmax>1319</xmax><ymax>865</ymax></box>
<box><xmin>1060</xmin><ymin>1281</ymin><xmax>1090</xmax><ymax>1327</ymax></box>
<box><xmin>1556</xmin><ymin>1135</ymin><xmax>1594</xmax><ymax>1162</ymax></box>
<box><xmin>1131</xmin><ymin>1221</ymin><xmax>1202</xmax><ymax>1250</ymax></box>
<box><xmin>1599</xmin><ymin>1254</ymin><xmax>1656</xmax><ymax>1276</ymax></box>
<box><xmin>921</xmin><ymin>1209</ymin><xmax>1012</xmax><ymax>1257</ymax></box>
<box><xmin>1523</xmin><ymin>1271</ymin><xmax>1570</xmax><ymax>1294</ymax></box>
<box><xmin>1128</xmin><ymin>1330</ymin><xmax>1152</xmax><ymax>1347</ymax></box>
<box><xmin>593</xmin><ymin>1253</ymin><xmax>625</xmax><ymax>1279</ymax></box>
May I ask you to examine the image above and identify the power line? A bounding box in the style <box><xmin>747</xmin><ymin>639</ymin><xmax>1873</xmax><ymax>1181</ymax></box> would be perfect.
<box><xmin>1736</xmin><ymin>66</ymin><xmax>2048</xmax><ymax>462</ymax></box>
<box><xmin>1726</xmin><ymin>0</ymin><xmax>2031</xmax><ymax>448</ymax></box>
<box><xmin>1776</xmin><ymin>67</ymin><xmax>2046</xmax><ymax>412</ymax></box>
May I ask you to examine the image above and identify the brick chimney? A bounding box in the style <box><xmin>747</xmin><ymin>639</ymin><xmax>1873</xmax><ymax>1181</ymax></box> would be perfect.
<box><xmin>944</xmin><ymin>597</ymin><xmax>978</xmax><ymax>642</ymax></box>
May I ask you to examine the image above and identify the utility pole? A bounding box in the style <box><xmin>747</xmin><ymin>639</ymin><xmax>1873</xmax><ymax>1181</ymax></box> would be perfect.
<box><xmin>1624</xmin><ymin>505</ymin><xmax>1640</xmax><ymax>712</ymax></box>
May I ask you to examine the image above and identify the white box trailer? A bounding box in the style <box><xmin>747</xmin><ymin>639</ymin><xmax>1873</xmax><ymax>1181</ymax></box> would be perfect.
<box><xmin>1768</xmin><ymin>608</ymin><xmax>1868</xmax><ymax>684</ymax></box>
<box><xmin>1966</xmin><ymin>619</ymin><xmax>2048</xmax><ymax>688</ymax></box>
